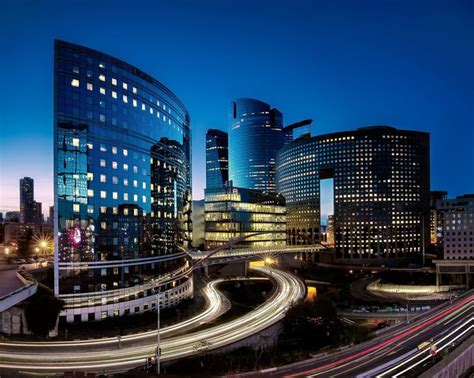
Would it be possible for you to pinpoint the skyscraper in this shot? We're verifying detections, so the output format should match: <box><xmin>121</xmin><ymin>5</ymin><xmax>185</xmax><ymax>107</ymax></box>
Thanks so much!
<box><xmin>430</xmin><ymin>190</ymin><xmax>447</xmax><ymax>245</ymax></box>
<box><xmin>206</xmin><ymin>129</ymin><xmax>228</xmax><ymax>189</ymax></box>
<box><xmin>229</xmin><ymin>98</ymin><xmax>283</xmax><ymax>192</ymax></box>
<box><xmin>276</xmin><ymin>126</ymin><xmax>430</xmax><ymax>260</ymax></box>
<box><xmin>54</xmin><ymin>40</ymin><xmax>193</xmax><ymax>322</ymax></box>
<box><xmin>19</xmin><ymin>177</ymin><xmax>34</xmax><ymax>224</ymax></box>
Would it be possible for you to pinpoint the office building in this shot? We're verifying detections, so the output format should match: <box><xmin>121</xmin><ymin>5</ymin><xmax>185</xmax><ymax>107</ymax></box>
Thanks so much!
<box><xmin>19</xmin><ymin>177</ymin><xmax>34</xmax><ymax>224</ymax></box>
<box><xmin>54</xmin><ymin>40</ymin><xmax>192</xmax><ymax>322</ymax></box>
<box><xmin>206</xmin><ymin>129</ymin><xmax>228</xmax><ymax>189</ymax></box>
<box><xmin>229</xmin><ymin>98</ymin><xmax>283</xmax><ymax>192</ymax></box>
<box><xmin>276</xmin><ymin>126</ymin><xmax>430</xmax><ymax>260</ymax></box>
<box><xmin>205</xmin><ymin>183</ymin><xmax>286</xmax><ymax>249</ymax></box>
<box><xmin>430</xmin><ymin>191</ymin><xmax>447</xmax><ymax>245</ymax></box>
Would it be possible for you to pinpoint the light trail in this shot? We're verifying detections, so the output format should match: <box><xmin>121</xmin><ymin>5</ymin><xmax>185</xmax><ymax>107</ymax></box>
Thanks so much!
<box><xmin>0</xmin><ymin>266</ymin><xmax>305</xmax><ymax>373</ymax></box>
<box><xmin>290</xmin><ymin>293</ymin><xmax>474</xmax><ymax>377</ymax></box>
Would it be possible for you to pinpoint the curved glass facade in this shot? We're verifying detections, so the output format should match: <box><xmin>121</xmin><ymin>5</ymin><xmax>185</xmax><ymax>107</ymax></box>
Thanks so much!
<box><xmin>54</xmin><ymin>40</ymin><xmax>192</xmax><ymax>322</ymax></box>
<box><xmin>229</xmin><ymin>98</ymin><xmax>283</xmax><ymax>192</ymax></box>
<box><xmin>206</xmin><ymin>129</ymin><xmax>228</xmax><ymax>189</ymax></box>
<box><xmin>276</xmin><ymin>126</ymin><xmax>430</xmax><ymax>260</ymax></box>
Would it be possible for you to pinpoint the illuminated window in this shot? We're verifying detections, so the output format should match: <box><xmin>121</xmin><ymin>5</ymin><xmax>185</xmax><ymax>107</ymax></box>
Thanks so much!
<box><xmin>112</xmin><ymin>91</ymin><xmax>117</xmax><ymax>99</ymax></box>
<box><xmin>132</xmin><ymin>87</ymin><xmax>137</xmax><ymax>94</ymax></box>
<box><xmin>87</xmin><ymin>189</ymin><xmax>94</xmax><ymax>197</ymax></box>
<box><xmin>123</xmin><ymin>95</ymin><xmax>128</xmax><ymax>103</ymax></box>
<box><xmin>123</xmin><ymin>208</ymin><xmax>129</xmax><ymax>216</ymax></box>
<box><xmin>87</xmin><ymin>83</ymin><xmax>93</xmax><ymax>91</ymax></box>
<box><xmin>132</xmin><ymin>99</ymin><xmax>137</xmax><ymax>107</ymax></box>
<box><xmin>133</xmin><ymin>165</ymin><xmax>138</xmax><ymax>173</ymax></box>
<box><xmin>123</xmin><ymin>149</ymin><xmax>128</xmax><ymax>156</ymax></box>
<box><xmin>142</xmin><ymin>196</ymin><xmax>147</xmax><ymax>203</ymax></box>
<box><xmin>99</xmin><ymin>74</ymin><xmax>105</xmax><ymax>82</ymax></box>
<box><xmin>112</xmin><ymin>161</ymin><xmax>118</xmax><ymax>169</ymax></box>
<box><xmin>124</xmin><ymin>193</ymin><xmax>129</xmax><ymax>201</ymax></box>
<box><xmin>112</xmin><ymin>176</ymin><xmax>118</xmax><ymax>184</ymax></box>
<box><xmin>100</xmin><ymin>114</ymin><xmax>105</xmax><ymax>122</ymax></box>
<box><xmin>87</xmin><ymin>206</ymin><xmax>94</xmax><ymax>214</ymax></box>
<box><xmin>141</xmin><ymin>103</ymin><xmax>146</xmax><ymax>111</ymax></box>
<box><xmin>123</xmin><ymin>163</ymin><xmax>129</xmax><ymax>171</ymax></box>
<box><xmin>111</xmin><ymin>78</ymin><xmax>117</xmax><ymax>86</ymax></box>
<box><xmin>100</xmin><ymin>207</ymin><xmax>106</xmax><ymax>214</ymax></box>
<box><xmin>123</xmin><ymin>82</ymin><xmax>128</xmax><ymax>90</ymax></box>
<box><xmin>112</xmin><ymin>146</ymin><xmax>117</xmax><ymax>155</ymax></box>
<box><xmin>123</xmin><ymin>178</ymin><xmax>129</xmax><ymax>186</ymax></box>
<box><xmin>142</xmin><ymin>182</ymin><xmax>146</xmax><ymax>189</ymax></box>
<box><xmin>87</xmin><ymin>143</ymin><xmax>93</xmax><ymax>149</ymax></box>
<box><xmin>100</xmin><ymin>191</ymin><xmax>107</xmax><ymax>199</ymax></box>
<box><xmin>112</xmin><ymin>192</ymin><xmax>118</xmax><ymax>200</ymax></box>
<box><xmin>100</xmin><ymin>88</ymin><xmax>106</xmax><ymax>95</ymax></box>
<box><xmin>72</xmin><ymin>138</ymin><xmax>80</xmax><ymax>147</ymax></box>
<box><xmin>134</xmin><ymin>208</ymin><xmax>139</xmax><ymax>216</ymax></box>
<box><xmin>87</xmin><ymin>172</ymin><xmax>93</xmax><ymax>181</ymax></box>
<box><xmin>133</xmin><ymin>194</ymin><xmax>138</xmax><ymax>202</ymax></box>
<box><xmin>73</xmin><ymin>204</ymin><xmax>80</xmax><ymax>212</ymax></box>
<box><xmin>71</xmin><ymin>79</ymin><xmax>79</xmax><ymax>87</ymax></box>
<box><xmin>133</xmin><ymin>180</ymin><xmax>138</xmax><ymax>188</ymax></box>
<box><xmin>100</xmin><ymin>174</ymin><xmax>106</xmax><ymax>183</ymax></box>
<box><xmin>100</xmin><ymin>159</ymin><xmax>106</xmax><ymax>167</ymax></box>
<box><xmin>100</xmin><ymin>144</ymin><xmax>107</xmax><ymax>152</ymax></box>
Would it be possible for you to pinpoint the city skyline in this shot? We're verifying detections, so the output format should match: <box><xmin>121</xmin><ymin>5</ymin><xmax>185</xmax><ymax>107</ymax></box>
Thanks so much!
<box><xmin>1</xmin><ymin>0</ymin><xmax>473</xmax><ymax>215</ymax></box>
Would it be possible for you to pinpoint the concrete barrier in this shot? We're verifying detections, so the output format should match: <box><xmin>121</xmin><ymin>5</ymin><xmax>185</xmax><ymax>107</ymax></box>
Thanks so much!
<box><xmin>367</xmin><ymin>279</ymin><xmax>463</xmax><ymax>294</ymax></box>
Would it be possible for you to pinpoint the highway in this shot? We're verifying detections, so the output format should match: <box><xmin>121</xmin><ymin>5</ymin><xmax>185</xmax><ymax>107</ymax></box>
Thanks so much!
<box><xmin>0</xmin><ymin>266</ymin><xmax>305</xmax><ymax>374</ymax></box>
<box><xmin>242</xmin><ymin>290</ymin><xmax>473</xmax><ymax>377</ymax></box>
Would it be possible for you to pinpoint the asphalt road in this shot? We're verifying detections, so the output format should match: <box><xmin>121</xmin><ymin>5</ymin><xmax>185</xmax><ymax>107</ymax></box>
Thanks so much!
<box><xmin>0</xmin><ymin>266</ymin><xmax>305</xmax><ymax>374</ymax></box>
<box><xmin>241</xmin><ymin>290</ymin><xmax>473</xmax><ymax>377</ymax></box>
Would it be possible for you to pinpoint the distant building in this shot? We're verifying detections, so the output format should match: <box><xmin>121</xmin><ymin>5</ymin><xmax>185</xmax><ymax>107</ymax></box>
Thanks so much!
<box><xmin>326</xmin><ymin>215</ymin><xmax>335</xmax><ymax>247</ymax></box>
<box><xmin>205</xmin><ymin>183</ymin><xmax>286</xmax><ymax>249</ymax></box>
<box><xmin>19</xmin><ymin>177</ymin><xmax>34</xmax><ymax>224</ymax></box>
<box><xmin>277</xmin><ymin>126</ymin><xmax>430</xmax><ymax>260</ymax></box>
<box><xmin>438</xmin><ymin>194</ymin><xmax>474</xmax><ymax>260</ymax></box>
<box><xmin>5</xmin><ymin>212</ymin><xmax>20</xmax><ymax>222</ymax></box>
<box><xmin>229</xmin><ymin>98</ymin><xmax>284</xmax><ymax>192</ymax></box>
<box><xmin>192</xmin><ymin>200</ymin><xmax>205</xmax><ymax>249</ymax></box>
<box><xmin>206</xmin><ymin>129</ymin><xmax>228</xmax><ymax>189</ymax></box>
<box><xmin>48</xmin><ymin>206</ymin><xmax>54</xmax><ymax>227</ymax></box>
<box><xmin>430</xmin><ymin>191</ymin><xmax>447</xmax><ymax>245</ymax></box>
<box><xmin>31</xmin><ymin>201</ymin><xmax>43</xmax><ymax>225</ymax></box>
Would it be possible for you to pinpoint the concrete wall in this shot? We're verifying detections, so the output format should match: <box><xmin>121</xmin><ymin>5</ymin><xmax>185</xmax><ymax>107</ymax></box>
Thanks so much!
<box><xmin>367</xmin><ymin>279</ymin><xmax>463</xmax><ymax>294</ymax></box>
<box><xmin>420</xmin><ymin>336</ymin><xmax>473</xmax><ymax>378</ymax></box>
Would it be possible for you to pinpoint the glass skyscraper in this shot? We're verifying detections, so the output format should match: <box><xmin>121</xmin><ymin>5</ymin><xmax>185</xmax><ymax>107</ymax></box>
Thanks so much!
<box><xmin>19</xmin><ymin>177</ymin><xmax>34</xmax><ymax>223</ymax></box>
<box><xmin>206</xmin><ymin>129</ymin><xmax>228</xmax><ymax>189</ymax></box>
<box><xmin>276</xmin><ymin>126</ymin><xmax>430</xmax><ymax>260</ymax></box>
<box><xmin>229</xmin><ymin>98</ymin><xmax>283</xmax><ymax>192</ymax></box>
<box><xmin>54</xmin><ymin>40</ymin><xmax>193</xmax><ymax>322</ymax></box>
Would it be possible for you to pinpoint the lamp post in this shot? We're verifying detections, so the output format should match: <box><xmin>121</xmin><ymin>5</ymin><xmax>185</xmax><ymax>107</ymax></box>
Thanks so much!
<box><xmin>156</xmin><ymin>291</ymin><xmax>161</xmax><ymax>374</ymax></box>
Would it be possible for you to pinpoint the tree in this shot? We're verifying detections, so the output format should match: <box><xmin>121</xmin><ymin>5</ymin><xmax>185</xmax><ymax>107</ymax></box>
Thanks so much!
<box><xmin>24</xmin><ymin>284</ymin><xmax>64</xmax><ymax>338</ymax></box>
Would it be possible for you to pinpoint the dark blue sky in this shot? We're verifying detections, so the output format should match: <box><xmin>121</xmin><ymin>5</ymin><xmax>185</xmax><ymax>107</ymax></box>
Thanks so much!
<box><xmin>0</xmin><ymin>0</ymin><xmax>473</xmax><ymax>215</ymax></box>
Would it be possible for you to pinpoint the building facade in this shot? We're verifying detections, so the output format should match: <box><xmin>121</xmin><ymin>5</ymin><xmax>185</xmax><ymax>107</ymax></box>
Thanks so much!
<box><xmin>206</xmin><ymin>129</ymin><xmax>228</xmax><ymax>189</ymax></box>
<box><xmin>54</xmin><ymin>40</ymin><xmax>193</xmax><ymax>322</ymax></box>
<box><xmin>229</xmin><ymin>98</ymin><xmax>284</xmax><ymax>192</ymax></box>
<box><xmin>205</xmin><ymin>183</ymin><xmax>286</xmax><ymax>249</ymax></box>
<box><xmin>438</xmin><ymin>194</ymin><xmax>474</xmax><ymax>260</ymax></box>
<box><xmin>19</xmin><ymin>177</ymin><xmax>34</xmax><ymax>224</ymax></box>
<box><xmin>430</xmin><ymin>191</ymin><xmax>447</xmax><ymax>245</ymax></box>
<box><xmin>276</xmin><ymin>126</ymin><xmax>430</xmax><ymax>260</ymax></box>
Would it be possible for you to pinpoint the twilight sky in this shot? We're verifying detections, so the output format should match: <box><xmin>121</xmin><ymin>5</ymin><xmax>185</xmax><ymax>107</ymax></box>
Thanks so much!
<box><xmin>0</xmin><ymin>0</ymin><xmax>473</xmax><ymax>218</ymax></box>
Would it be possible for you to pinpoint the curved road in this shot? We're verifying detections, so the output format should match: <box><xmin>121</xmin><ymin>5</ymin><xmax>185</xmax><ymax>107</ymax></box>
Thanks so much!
<box><xmin>0</xmin><ymin>266</ymin><xmax>305</xmax><ymax>373</ymax></box>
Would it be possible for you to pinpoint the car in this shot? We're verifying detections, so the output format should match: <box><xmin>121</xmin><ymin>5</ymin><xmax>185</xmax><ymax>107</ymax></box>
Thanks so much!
<box><xmin>15</xmin><ymin>259</ymin><xmax>26</xmax><ymax>264</ymax></box>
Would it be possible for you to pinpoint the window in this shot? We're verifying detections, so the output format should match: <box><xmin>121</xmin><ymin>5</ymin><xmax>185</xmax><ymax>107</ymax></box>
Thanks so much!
<box><xmin>87</xmin><ymin>189</ymin><xmax>94</xmax><ymax>197</ymax></box>
<box><xmin>100</xmin><ymin>88</ymin><xmax>106</xmax><ymax>95</ymax></box>
<box><xmin>73</xmin><ymin>204</ymin><xmax>80</xmax><ymax>212</ymax></box>
<box><xmin>112</xmin><ymin>146</ymin><xmax>117</xmax><ymax>155</ymax></box>
<box><xmin>112</xmin><ymin>78</ymin><xmax>117</xmax><ymax>86</ymax></box>
<box><xmin>133</xmin><ymin>194</ymin><xmax>138</xmax><ymax>202</ymax></box>
<box><xmin>100</xmin><ymin>206</ymin><xmax>106</xmax><ymax>214</ymax></box>
<box><xmin>141</xmin><ymin>103</ymin><xmax>146</xmax><ymax>111</ymax></box>
<box><xmin>123</xmin><ymin>149</ymin><xmax>128</xmax><ymax>156</ymax></box>
<box><xmin>87</xmin><ymin>83</ymin><xmax>93</xmax><ymax>91</ymax></box>
<box><xmin>100</xmin><ymin>114</ymin><xmax>105</xmax><ymax>122</ymax></box>
<box><xmin>100</xmin><ymin>144</ymin><xmax>107</xmax><ymax>152</ymax></box>
<box><xmin>71</xmin><ymin>79</ymin><xmax>79</xmax><ymax>87</ymax></box>
<box><xmin>123</xmin><ymin>163</ymin><xmax>129</xmax><ymax>171</ymax></box>
<box><xmin>112</xmin><ymin>176</ymin><xmax>118</xmax><ymax>184</ymax></box>
<box><xmin>99</xmin><ymin>74</ymin><xmax>105</xmax><ymax>82</ymax></box>
<box><xmin>123</xmin><ymin>178</ymin><xmax>129</xmax><ymax>186</ymax></box>
<box><xmin>72</xmin><ymin>138</ymin><xmax>80</xmax><ymax>147</ymax></box>
<box><xmin>142</xmin><ymin>195</ymin><xmax>147</xmax><ymax>203</ymax></box>
<box><xmin>123</xmin><ymin>82</ymin><xmax>128</xmax><ymax>90</ymax></box>
<box><xmin>132</xmin><ymin>99</ymin><xmax>137</xmax><ymax>107</ymax></box>
<box><xmin>142</xmin><ymin>182</ymin><xmax>146</xmax><ymax>189</ymax></box>
<box><xmin>133</xmin><ymin>180</ymin><xmax>138</xmax><ymax>188</ymax></box>
<box><xmin>112</xmin><ymin>91</ymin><xmax>117</xmax><ymax>99</ymax></box>
<box><xmin>100</xmin><ymin>159</ymin><xmax>106</xmax><ymax>167</ymax></box>
<box><xmin>100</xmin><ymin>174</ymin><xmax>106</xmax><ymax>183</ymax></box>
<box><xmin>112</xmin><ymin>192</ymin><xmax>118</xmax><ymax>200</ymax></box>
<box><xmin>100</xmin><ymin>191</ymin><xmax>107</xmax><ymax>199</ymax></box>
<box><xmin>133</xmin><ymin>87</ymin><xmax>137</xmax><ymax>94</ymax></box>
<box><xmin>112</xmin><ymin>161</ymin><xmax>118</xmax><ymax>169</ymax></box>
<box><xmin>133</xmin><ymin>165</ymin><xmax>138</xmax><ymax>173</ymax></box>
<box><xmin>87</xmin><ymin>205</ymin><xmax>94</xmax><ymax>214</ymax></box>
<box><xmin>124</xmin><ymin>193</ymin><xmax>129</xmax><ymax>201</ymax></box>
<box><xmin>87</xmin><ymin>172</ymin><xmax>93</xmax><ymax>181</ymax></box>
<box><xmin>123</xmin><ymin>95</ymin><xmax>128</xmax><ymax>103</ymax></box>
